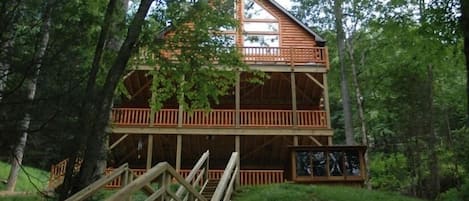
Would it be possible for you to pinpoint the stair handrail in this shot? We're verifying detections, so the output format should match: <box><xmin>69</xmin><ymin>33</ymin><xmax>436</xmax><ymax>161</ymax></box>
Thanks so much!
<box><xmin>174</xmin><ymin>150</ymin><xmax>210</xmax><ymax>200</ymax></box>
<box><xmin>65</xmin><ymin>163</ymin><xmax>133</xmax><ymax>201</ymax></box>
<box><xmin>106</xmin><ymin>162</ymin><xmax>207</xmax><ymax>201</ymax></box>
<box><xmin>210</xmin><ymin>152</ymin><xmax>240</xmax><ymax>201</ymax></box>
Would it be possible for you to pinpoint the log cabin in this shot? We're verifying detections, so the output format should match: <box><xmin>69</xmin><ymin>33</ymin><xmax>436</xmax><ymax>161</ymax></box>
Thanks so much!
<box><xmin>49</xmin><ymin>0</ymin><xmax>367</xmax><ymax>189</ymax></box>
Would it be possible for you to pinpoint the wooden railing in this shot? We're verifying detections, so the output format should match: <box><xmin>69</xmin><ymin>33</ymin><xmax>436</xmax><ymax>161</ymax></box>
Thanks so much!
<box><xmin>137</xmin><ymin>46</ymin><xmax>329</xmax><ymax>69</ymax></box>
<box><xmin>175</xmin><ymin>150</ymin><xmax>210</xmax><ymax>200</ymax></box>
<box><xmin>107</xmin><ymin>162</ymin><xmax>207</xmax><ymax>201</ymax></box>
<box><xmin>49</xmin><ymin>158</ymin><xmax>284</xmax><ymax>189</ymax></box>
<box><xmin>65</xmin><ymin>163</ymin><xmax>139</xmax><ymax>201</ymax></box>
<box><xmin>241</xmin><ymin>47</ymin><xmax>328</xmax><ymax>68</ymax></box>
<box><xmin>211</xmin><ymin>152</ymin><xmax>240</xmax><ymax>201</ymax></box>
<box><xmin>180</xmin><ymin>169</ymin><xmax>284</xmax><ymax>186</ymax></box>
<box><xmin>111</xmin><ymin>108</ymin><xmax>327</xmax><ymax>128</ymax></box>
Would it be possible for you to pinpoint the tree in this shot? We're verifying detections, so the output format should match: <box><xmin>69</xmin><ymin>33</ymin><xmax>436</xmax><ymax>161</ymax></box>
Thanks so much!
<box><xmin>462</xmin><ymin>0</ymin><xmax>469</xmax><ymax>126</ymax></box>
<box><xmin>2</xmin><ymin>0</ymin><xmax>51</xmax><ymax>192</ymax></box>
<box><xmin>333</xmin><ymin>0</ymin><xmax>355</xmax><ymax>145</ymax></box>
<box><xmin>59</xmin><ymin>0</ymin><xmax>246</xmax><ymax>198</ymax></box>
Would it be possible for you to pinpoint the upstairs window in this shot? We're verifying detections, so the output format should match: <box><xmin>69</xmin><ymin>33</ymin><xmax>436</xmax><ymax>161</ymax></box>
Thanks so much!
<box><xmin>244</xmin><ymin>0</ymin><xmax>276</xmax><ymax>20</ymax></box>
<box><xmin>242</xmin><ymin>0</ymin><xmax>279</xmax><ymax>47</ymax></box>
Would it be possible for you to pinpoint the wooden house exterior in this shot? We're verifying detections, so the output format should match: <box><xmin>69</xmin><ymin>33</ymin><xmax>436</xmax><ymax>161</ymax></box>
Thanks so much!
<box><xmin>49</xmin><ymin>0</ymin><xmax>367</xmax><ymax>188</ymax></box>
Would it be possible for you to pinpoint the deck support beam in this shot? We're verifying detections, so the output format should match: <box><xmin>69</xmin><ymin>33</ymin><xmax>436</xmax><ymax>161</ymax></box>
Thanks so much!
<box><xmin>293</xmin><ymin>136</ymin><xmax>299</xmax><ymax>146</ymax></box>
<box><xmin>176</xmin><ymin>134</ymin><xmax>182</xmax><ymax>172</ymax></box>
<box><xmin>323</xmin><ymin>73</ymin><xmax>331</xmax><ymax>129</ymax></box>
<box><xmin>305</xmin><ymin>73</ymin><xmax>324</xmax><ymax>89</ymax></box>
<box><xmin>236</xmin><ymin>72</ymin><xmax>240</xmax><ymax>128</ymax></box>
<box><xmin>291</xmin><ymin>71</ymin><xmax>298</xmax><ymax>127</ymax></box>
<box><xmin>235</xmin><ymin>135</ymin><xmax>240</xmax><ymax>187</ymax></box>
<box><xmin>110</xmin><ymin>134</ymin><xmax>129</xmax><ymax>150</ymax></box>
<box><xmin>308</xmin><ymin>136</ymin><xmax>323</xmax><ymax>146</ymax></box>
<box><xmin>146</xmin><ymin>135</ymin><xmax>153</xmax><ymax>170</ymax></box>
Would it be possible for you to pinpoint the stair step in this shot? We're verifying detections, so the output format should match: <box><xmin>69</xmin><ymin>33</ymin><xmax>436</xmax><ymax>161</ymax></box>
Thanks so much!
<box><xmin>202</xmin><ymin>179</ymin><xmax>220</xmax><ymax>200</ymax></box>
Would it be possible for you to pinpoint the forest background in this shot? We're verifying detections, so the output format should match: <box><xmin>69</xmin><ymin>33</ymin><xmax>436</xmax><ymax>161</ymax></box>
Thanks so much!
<box><xmin>0</xmin><ymin>0</ymin><xmax>469</xmax><ymax>200</ymax></box>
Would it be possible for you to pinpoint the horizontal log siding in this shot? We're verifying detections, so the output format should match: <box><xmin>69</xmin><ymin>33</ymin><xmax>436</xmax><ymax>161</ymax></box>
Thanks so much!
<box><xmin>258</xmin><ymin>0</ymin><xmax>317</xmax><ymax>48</ymax></box>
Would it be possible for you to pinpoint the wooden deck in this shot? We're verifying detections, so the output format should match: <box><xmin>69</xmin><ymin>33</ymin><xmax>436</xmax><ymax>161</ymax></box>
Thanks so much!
<box><xmin>137</xmin><ymin>47</ymin><xmax>329</xmax><ymax>69</ymax></box>
<box><xmin>111</xmin><ymin>108</ymin><xmax>327</xmax><ymax>128</ymax></box>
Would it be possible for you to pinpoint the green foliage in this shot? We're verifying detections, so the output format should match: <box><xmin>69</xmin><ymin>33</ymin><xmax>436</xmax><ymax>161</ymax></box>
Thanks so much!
<box><xmin>139</xmin><ymin>0</ymin><xmax>254</xmax><ymax>112</ymax></box>
<box><xmin>370</xmin><ymin>153</ymin><xmax>411</xmax><ymax>191</ymax></box>
<box><xmin>234</xmin><ymin>183</ymin><xmax>424</xmax><ymax>201</ymax></box>
<box><xmin>437</xmin><ymin>180</ymin><xmax>469</xmax><ymax>201</ymax></box>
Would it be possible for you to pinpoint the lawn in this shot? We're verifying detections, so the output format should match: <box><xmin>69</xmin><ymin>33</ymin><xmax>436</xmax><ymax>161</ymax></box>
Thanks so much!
<box><xmin>233</xmin><ymin>183</ymin><xmax>424</xmax><ymax>201</ymax></box>
<box><xmin>0</xmin><ymin>161</ymin><xmax>49</xmax><ymax>192</ymax></box>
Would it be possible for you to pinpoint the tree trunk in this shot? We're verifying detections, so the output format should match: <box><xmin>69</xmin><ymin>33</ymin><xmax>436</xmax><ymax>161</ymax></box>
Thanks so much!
<box><xmin>426</xmin><ymin>64</ymin><xmax>440</xmax><ymax>199</ymax></box>
<box><xmin>346</xmin><ymin>40</ymin><xmax>371</xmax><ymax>188</ymax></box>
<box><xmin>5</xmin><ymin>2</ymin><xmax>51</xmax><ymax>191</ymax></box>
<box><xmin>334</xmin><ymin>0</ymin><xmax>355</xmax><ymax>145</ymax></box>
<box><xmin>0</xmin><ymin>40</ymin><xmax>11</xmax><ymax>102</ymax></box>
<box><xmin>59</xmin><ymin>0</ymin><xmax>154</xmax><ymax>199</ymax></box>
<box><xmin>59</xmin><ymin>0</ymin><xmax>119</xmax><ymax>197</ymax></box>
<box><xmin>462</xmin><ymin>0</ymin><xmax>469</xmax><ymax>126</ymax></box>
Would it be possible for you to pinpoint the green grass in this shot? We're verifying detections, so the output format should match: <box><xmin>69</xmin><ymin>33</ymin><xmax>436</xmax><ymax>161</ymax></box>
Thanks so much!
<box><xmin>233</xmin><ymin>183</ymin><xmax>424</xmax><ymax>201</ymax></box>
<box><xmin>0</xmin><ymin>161</ymin><xmax>50</xmax><ymax>192</ymax></box>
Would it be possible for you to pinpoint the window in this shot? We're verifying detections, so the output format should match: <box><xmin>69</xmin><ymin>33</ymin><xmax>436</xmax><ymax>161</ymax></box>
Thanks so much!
<box><xmin>243</xmin><ymin>35</ymin><xmax>279</xmax><ymax>47</ymax></box>
<box><xmin>243</xmin><ymin>22</ymin><xmax>279</xmax><ymax>33</ymax></box>
<box><xmin>294</xmin><ymin>150</ymin><xmax>363</xmax><ymax>178</ymax></box>
<box><xmin>242</xmin><ymin>0</ymin><xmax>279</xmax><ymax>47</ymax></box>
<box><xmin>244</xmin><ymin>0</ymin><xmax>276</xmax><ymax>19</ymax></box>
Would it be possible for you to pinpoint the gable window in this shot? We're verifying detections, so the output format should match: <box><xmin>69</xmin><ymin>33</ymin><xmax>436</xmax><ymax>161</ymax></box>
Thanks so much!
<box><xmin>244</xmin><ymin>0</ymin><xmax>276</xmax><ymax>20</ymax></box>
<box><xmin>242</xmin><ymin>0</ymin><xmax>279</xmax><ymax>47</ymax></box>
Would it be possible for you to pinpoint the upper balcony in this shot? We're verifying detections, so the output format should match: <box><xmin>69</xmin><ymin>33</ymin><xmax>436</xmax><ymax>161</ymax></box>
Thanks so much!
<box><xmin>111</xmin><ymin>108</ymin><xmax>327</xmax><ymax>129</ymax></box>
<box><xmin>133</xmin><ymin>46</ymin><xmax>329</xmax><ymax>72</ymax></box>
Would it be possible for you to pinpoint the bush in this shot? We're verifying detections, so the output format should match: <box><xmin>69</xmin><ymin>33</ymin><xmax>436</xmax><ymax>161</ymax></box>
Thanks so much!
<box><xmin>370</xmin><ymin>153</ymin><xmax>411</xmax><ymax>192</ymax></box>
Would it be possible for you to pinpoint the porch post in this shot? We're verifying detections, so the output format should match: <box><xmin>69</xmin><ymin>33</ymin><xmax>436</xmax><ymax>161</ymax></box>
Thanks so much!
<box><xmin>291</xmin><ymin>71</ymin><xmax>298</xmax><ymax>127</ymax></box>
<box><xmin>236</xmin><ymin>72</ymin><xmax>240</xmax><ymax>128</ymax></box>
<box><xmin>323</xmin><ymin>73</ymin><xmax>331</xmax><ymax>128</ymax></box>
<box><xmin>293</xmin><ymin>136</ymin><xmax>298</xmax><ymax>146</ymax></box>
<box><xmin>146</xmin><ymin>134</ymin><xmax>153</xmax><ymax>170</ymax></box>
<box><xmin>176</xmin><ymin>134</ymin><xmax>182</xmax><ymax>172</ymax></box>
<box><xmin>235</xmin><ymin>135</ymin><xmax>240</xmax><ymax>187</ymax></box>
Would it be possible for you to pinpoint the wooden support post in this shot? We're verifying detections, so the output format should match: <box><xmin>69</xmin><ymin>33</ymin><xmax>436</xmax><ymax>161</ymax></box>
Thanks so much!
<box><xmin>146</xmin><ymin>135</ymin><xmax>153</xmax><ymax>170</ymax></box>
<box><xmin>178</xmin><ymin>104</ymin><xmax>183</xmax><ymax>128</ymax></box>
<box><xmin>323</xmin><ymin>73</ymin><xmax>331</xmax><ymax>128</ymax></box>
<box><xmin>291</xmin><ymin>71</ymin><xmax>298</xmax><ymax>127</ymax></box>
<box><xmin>236</xmin><ymin>72</ymin><xmax>240</xmax><ymax>128</ymax></box>
<box><xmin>328</xmin><ymin>136</ymin><xmax>333</xmax><ymax>145</ymax></box>
<box><xmin>235</xmin><ymin>135</ymin><xmax>240</xmax><ymax>187</ymax></box>
<box><xmin>176</xmin><ymin>134</ymin><xmax>182</xmax><ymax>172</ymax></box>
<box><xmin>293</xmin><ymin>136</ymin><xmax>298</xmax><ymax>146</ymax></box>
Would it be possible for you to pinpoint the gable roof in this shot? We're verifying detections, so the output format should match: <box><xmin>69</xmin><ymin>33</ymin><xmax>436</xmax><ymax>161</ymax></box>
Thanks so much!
<box><xmin>266</xmin><ymin>0</ymin><xmax>326</xmax><ymax>44</ymax></box>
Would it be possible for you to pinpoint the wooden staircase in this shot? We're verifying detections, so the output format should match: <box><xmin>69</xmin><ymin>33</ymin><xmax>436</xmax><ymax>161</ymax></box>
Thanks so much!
<box><xmin>202</xmin><ymin>179</ymin><xmax>220</xmax><ymax>200</ymax></box>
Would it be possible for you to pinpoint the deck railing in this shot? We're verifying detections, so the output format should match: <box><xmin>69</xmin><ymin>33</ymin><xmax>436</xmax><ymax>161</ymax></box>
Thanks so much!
<box><xmin>49</xmin><ymin>158</ymin><xmax>285</xmax><ymax>189</ymax></box>
<box><xmin>138</xmin><ymin>46</ymin><xmax>329</xmax><ymax>69</ymax></box>
<box><xmin>241</xmin><ymin>47</ymin><xmax>328</xmax><ymax>67</ymax></box>
<box><xmin>111</xmin><ymin>108</ymin><xmax>327</xmax><ymax>128</ymax></box>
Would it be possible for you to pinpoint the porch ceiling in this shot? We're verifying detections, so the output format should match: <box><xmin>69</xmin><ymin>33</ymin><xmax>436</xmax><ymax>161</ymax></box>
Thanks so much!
<box><xmin>120</xmin><ymin>71</ymin><xmax>325</xmax><ymax>110</ymax></box>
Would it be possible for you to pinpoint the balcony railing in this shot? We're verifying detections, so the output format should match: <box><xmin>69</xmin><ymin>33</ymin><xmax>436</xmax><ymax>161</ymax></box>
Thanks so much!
<box><xmin>137</xmin><ymin>46</ymin><xmax>329</xmax><ymax>69</ymax></box>
<box><xmin>111</xmin><ymin>108</ymin><xmax>327</xmax><ymax>128</ymax></box>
